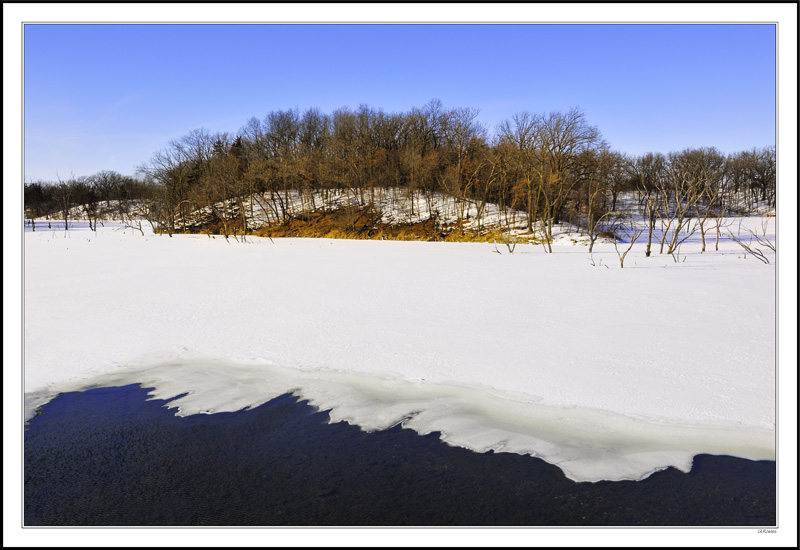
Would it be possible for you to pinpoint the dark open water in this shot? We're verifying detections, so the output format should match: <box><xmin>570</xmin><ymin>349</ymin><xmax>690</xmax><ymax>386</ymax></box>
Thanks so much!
<box><xmin>24</xmin><ymin>384</ymin><xmax>776</xmax><ymax>527</ymax></box>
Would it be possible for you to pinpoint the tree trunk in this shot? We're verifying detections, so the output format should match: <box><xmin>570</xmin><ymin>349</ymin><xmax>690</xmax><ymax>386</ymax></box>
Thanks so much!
<box><xmin>526</xmin><ymin>181</ymin><xmax>533</xmax><ymax>233</ymax></box>
<box><xmin>700</xmin><ymin>221</ymin><xmax>706</xmax><ymax>253</ymax></box>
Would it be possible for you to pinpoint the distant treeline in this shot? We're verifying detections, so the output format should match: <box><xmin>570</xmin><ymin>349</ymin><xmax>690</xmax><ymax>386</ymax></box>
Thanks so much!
<box><xmin>26</xmin><ymin>100</ymin><xmax>775</xmax><ymax>246</ymax></box>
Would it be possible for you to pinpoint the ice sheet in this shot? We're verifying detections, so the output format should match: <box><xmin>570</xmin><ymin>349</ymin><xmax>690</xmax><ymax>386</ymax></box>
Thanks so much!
<box><xmin>25</xmin><ymin>351</ymin><xmax>774</xmax><ymax>482</ymax></box>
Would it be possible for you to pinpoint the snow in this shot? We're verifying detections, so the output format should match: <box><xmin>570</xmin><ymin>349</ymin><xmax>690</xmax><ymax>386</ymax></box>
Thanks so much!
<box><xmin>22</xmin><ymin>217</ymin><xmax>776</xmax><ymax>482</ymax></box>
<box><xmin>172</xmin><ymin>187</ymin><xmax>540</xmax><ymax>235</ymax></box>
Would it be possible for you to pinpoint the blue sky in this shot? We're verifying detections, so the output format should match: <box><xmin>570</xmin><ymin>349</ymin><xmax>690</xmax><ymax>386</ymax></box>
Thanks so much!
<box><xmin>24</xmin><ymin>23</ymin><xmax>776</xmax><ymax>181</ymax></box>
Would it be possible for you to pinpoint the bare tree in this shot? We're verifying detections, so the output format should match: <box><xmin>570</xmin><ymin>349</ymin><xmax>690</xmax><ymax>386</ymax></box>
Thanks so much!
<box><xmin>441</xmin><ymin>106</ymin><xmax>485</xmax><ymax>232</ymax></box>
<box><xmin>139</xmin><ymin>131</ymin><xmax>211</xmax><ymax>236</ymax></box>
<box><xmin>697</xmin><ymin>175</ymin><xmax>725</xmax><ymax>253</ymax></box>
<box><xmin>656</xmin><ymin>151</ymin><xmax>705</xmax><ymax>255</ymax></box>
<box><xmin>91</xmin><ymin>170</ymin><xmax>125</xmax><ymax>207</ymax></box>
<box><xmin>82</xmin><ymin>181</ymin><xmax>99</xmax><ymax>232</ymax></box>
<box><xmin>497</xmin><ymin>111</ymin><xmax>540</xmax><ymax>235</ymax></box>
<box><xmin>535</xmin><ymin>108</ymin><xmax>604</xmax><ymax>252</ymax></box>
<box><xmin>24</xmin><ymin>181</ymin><xmax>50</xmax><ymax>223</ymax></box>
<box><xmin>53</xmin><ymin>173</ymin><xmax>74</xmax><ymax>232</ymax></box>
<box><xmin>576</xmin><ymin>148</ymin><xmax>615</xmax><ymax>254</ymax></box>
<box><xmin>728</xmin><ymin>216</ymin><xmax>775</xmax><ymax>264</ymax></box>
<box><xmin>611</xmin><ymin>214</ymin><xmax>643</xmax><ymax>268</ymax></box>
<box><xmin>631</xmin><ymin>152</ymin><xmax>666</xmax><ymax>257</ymax></box>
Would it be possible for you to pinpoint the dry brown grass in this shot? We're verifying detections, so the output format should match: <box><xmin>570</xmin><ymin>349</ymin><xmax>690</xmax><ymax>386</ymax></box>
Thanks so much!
<box><xmin>193</xmin><ymin>205</ymin><xmax>545</xmax><ymax>244</ymax></box>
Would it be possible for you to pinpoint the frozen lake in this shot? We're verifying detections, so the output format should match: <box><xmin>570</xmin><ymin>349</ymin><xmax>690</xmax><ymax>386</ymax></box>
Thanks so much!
<box><xmin>23</xmin><ymin>222</ymin><xmax>776</xmax><ymax>483</ymax></box>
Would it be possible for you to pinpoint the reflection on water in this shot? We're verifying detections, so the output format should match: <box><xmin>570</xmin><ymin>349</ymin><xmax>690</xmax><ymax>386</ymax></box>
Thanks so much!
<box><xmin>24</xmin><ymin>384</ymin><xmax>775</xmax><ymax>526</ymax></box>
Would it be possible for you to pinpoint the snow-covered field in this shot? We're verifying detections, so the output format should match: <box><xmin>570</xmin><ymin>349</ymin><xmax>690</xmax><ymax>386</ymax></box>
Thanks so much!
<box><xmin>22</xmin><ymin>217</ymin><xmax>777</xmax><ymax>483</ymax></box>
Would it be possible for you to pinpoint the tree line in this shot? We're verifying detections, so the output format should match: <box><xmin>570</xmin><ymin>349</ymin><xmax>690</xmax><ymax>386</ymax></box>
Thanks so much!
<box><xmin>25</xmin><ymin>100</ymin><xmax>775</xmax><ymax>248</ymax></box>
<box><xmin>24</xmin><ymin>170</ymin><xmax>152</xmax><ymax>231</ymax></box>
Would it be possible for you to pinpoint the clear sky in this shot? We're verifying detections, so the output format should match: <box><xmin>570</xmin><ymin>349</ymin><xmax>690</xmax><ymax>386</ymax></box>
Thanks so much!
<box><xmin>5</xmin><ymin>6</ymin><xmax>800</xmax><ymax>550</ymax></box>
<box><xmin>23</xmin><ymin>22</ymin><xmax>776</xmax><ymax>181</ymax></box>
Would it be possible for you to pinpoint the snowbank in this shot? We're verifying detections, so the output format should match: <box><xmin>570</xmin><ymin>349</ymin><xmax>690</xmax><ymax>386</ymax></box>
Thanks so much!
<box><xmin>23</xmin><ymin>219</ymin><xmax>775</xmax><ymax>482</ymax></box>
